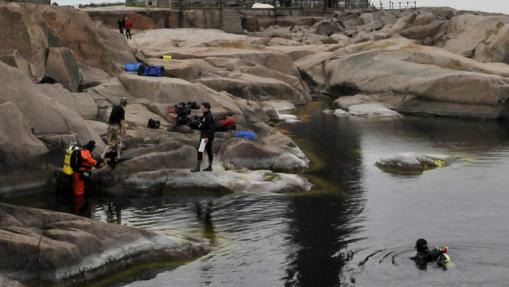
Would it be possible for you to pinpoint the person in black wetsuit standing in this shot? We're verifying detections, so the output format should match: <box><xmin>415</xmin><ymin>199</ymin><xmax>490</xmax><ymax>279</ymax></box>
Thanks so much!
<box><xmin>191</xmin><ymin>102</ymin><xmax>215</xmax><ymax>172</ymax></box>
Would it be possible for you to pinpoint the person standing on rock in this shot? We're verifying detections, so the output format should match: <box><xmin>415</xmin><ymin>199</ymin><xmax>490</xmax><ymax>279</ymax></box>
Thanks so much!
<box><xmin>191</xmin><ymin>102</ymin><xmax>216</xmax><ymax>172</ymax></box>
<box><xmin>125</xmin><ymin>16</ymin><xmax>133</xmax><ymax>39</ymax></box>
<box><xmin>102</xmin><ymin>97</ymin><xmax>127</xmax><ymax>162</ymax></box>
<box><xmin>118</xmin><ymin>17</ymin><xmax>125</xmax><ymax>36</ymax></box>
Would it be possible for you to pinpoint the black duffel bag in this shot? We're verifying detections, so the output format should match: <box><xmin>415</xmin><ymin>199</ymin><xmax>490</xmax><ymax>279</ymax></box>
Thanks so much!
<box><xmin>147</xmin><ymin>118</ymin><xmax>160</xmax><ymax>129</ymax></box>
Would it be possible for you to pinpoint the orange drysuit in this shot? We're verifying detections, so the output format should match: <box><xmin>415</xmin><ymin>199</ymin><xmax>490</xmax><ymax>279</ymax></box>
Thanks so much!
<box><xmin>72</xmin><ymin>149</ymin><xmax>97</xmax><ymax>197</ymax></box>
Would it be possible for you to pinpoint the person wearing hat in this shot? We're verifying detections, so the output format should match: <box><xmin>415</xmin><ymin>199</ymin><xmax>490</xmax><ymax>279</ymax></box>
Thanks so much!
<box><xmin>102</xmin><ymin>97</ymin><xmax>127</xmax><ymax>161</ymax></box>
<box><xmin>191</xmin><ymin>102</ymin><xmax>216</xmax><ymax>172</ymax></box>
<box><xmin>72</xmin><ymin>140</ymin><xmax>99</xmax><ymax>197</ymax></box>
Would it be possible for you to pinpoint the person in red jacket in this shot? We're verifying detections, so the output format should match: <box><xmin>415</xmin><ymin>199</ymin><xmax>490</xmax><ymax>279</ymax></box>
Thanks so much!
<box><xmin>125</xmin><ymin>16</ymin><xmax>133</xmax><ymax>39</ymax></box>
<box><xmin>72</xmin><ymin>141</ymin><xmax>98</xmax><ymax>197</ymax></box>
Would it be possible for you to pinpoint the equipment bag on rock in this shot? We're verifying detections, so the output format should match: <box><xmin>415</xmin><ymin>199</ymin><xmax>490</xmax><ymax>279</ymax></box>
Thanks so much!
<box><xmin>137</xmin><ymin>64</ymin><xmax>164</xmax><ymax>77</ymax></box>
<box><xmin>147</xmin><ymin>118</ymin><xmax>160</xmax><ymax>129</ymax></box>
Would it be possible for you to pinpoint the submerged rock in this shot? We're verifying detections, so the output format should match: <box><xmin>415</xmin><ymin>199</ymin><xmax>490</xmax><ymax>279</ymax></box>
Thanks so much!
<box><xmin>376</xmin><ymin>152</ymin><xmax>459</xmax><ymax>174</ymax></box>
<box><xmin>348</xmin><ymin>103</ymin><xmax>402</xmax><ymax>118</ymax></box>
<box><xmin>0</xmin><ymin>203</ymin><xmax>208</xmax><ymax>285</ymax></box>
<box><xmin>333</xmin><ymin>108</ymin><xmax>349</xmax><ymax>117</ymax></box>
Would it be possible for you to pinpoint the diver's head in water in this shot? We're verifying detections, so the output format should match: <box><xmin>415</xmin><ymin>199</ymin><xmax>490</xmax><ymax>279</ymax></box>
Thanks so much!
<box><xmin>415</xmin><ymin>238</ymin><xmax>429</xmax><ymax>254</ymax></box>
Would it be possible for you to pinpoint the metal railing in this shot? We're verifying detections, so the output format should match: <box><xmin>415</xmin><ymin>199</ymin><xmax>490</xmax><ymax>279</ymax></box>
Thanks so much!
<box><xmin>375</xmin><ymin>0</ymin><xmax>416</xmax><ymax>10</ymax></box>
<box><xmin>145</xmin><ymin>0</ymin><xmax>371</xmax><ymax>10</ymax></box>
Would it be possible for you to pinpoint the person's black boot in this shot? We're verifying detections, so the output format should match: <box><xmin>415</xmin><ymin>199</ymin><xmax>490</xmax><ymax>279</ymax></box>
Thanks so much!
<box><xmin>191</xmin><ymin>160</ymin><xmax>201</xmax><ymax>172</ymax></box>
<box><xmin>203</xmin><ymin>160</ymin><xmax>213</xmax><ymax>172</ymax></box>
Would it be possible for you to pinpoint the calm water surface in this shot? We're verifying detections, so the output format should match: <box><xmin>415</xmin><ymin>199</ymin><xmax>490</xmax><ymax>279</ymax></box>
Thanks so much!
<box><xmin>7</xmin><ymin>101</ymin><xmax>509</xmax><ymax>287</ymax></box>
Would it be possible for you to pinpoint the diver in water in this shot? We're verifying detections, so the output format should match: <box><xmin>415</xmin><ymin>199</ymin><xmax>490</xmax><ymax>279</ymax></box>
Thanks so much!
<box><xmin>411</xmin><ymin>238</ymin><xmax>452</xmax><ymax>270</ymax></box>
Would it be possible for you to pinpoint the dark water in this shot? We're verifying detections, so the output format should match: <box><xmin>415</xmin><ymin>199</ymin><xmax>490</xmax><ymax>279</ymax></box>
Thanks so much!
<box><xmin>7</xmin><ymin>101</ymin><xmax>509</xmax><ymax>287</ymax></box>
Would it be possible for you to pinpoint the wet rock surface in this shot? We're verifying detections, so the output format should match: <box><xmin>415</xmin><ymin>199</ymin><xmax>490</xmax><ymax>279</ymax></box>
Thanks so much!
<box><xmin>0</xmin><ymin>203</ymin><xmax>209</xmax><ymax>285</ymax></box>
<box><xmin>109</xmin><ymin>169</ymin><xmax>312</xmax><ymax>195</ymax></box>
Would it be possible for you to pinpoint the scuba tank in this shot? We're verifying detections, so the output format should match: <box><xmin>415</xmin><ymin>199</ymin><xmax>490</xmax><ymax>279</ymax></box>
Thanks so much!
<box><xmin>62</xmin><ymin>142</ymin><xmax>80</xmax><ymax>176</ymax></box>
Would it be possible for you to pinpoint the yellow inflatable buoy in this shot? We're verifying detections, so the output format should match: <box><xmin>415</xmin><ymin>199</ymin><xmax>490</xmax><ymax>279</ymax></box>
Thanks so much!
<box><xmin>162</xmin><ymin>55</ymin><xmax>172</xmax><ymax>61</ymax></box>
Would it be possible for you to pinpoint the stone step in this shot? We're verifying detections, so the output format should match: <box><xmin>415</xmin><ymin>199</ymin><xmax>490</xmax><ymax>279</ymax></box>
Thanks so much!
<box><xmin>222</xmin><ymin>9</ymin><xmax>243</xmax><ymax>34</ymax></box>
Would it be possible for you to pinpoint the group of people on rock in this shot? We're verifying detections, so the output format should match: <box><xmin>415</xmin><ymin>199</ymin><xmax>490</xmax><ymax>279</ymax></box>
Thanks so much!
<box><xmin>70</xmin><ymin>99</ymin><xmax>230</xmax><ymax>198</ymax></box>
<box><xmin>117</xmin><ymin>17</ymin><xmax>133</xmax><ymax>39</ymax></box>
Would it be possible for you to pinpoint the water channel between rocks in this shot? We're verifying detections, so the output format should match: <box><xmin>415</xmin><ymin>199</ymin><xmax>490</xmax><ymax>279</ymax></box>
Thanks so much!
<box><xmin>6</xmin><ymin>101</ymin><xmax>509</xmax><ymax>287</ymax></box>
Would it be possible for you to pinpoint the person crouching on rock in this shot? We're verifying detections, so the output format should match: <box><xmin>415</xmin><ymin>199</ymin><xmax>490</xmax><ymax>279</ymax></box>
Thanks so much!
<box><xmin>191</xmin><ymin>102</ymin><xmax>216</xmax><ymax>172</ymax></box>
<box><xmin>73</xmin><ymin>140</ymin><xmax>99</xmax><ymax>198</ymax></box>
<box><xmin>411</xmin><ymin>238</ymin><xmax>452</xmax><ymax>270</ymax></box>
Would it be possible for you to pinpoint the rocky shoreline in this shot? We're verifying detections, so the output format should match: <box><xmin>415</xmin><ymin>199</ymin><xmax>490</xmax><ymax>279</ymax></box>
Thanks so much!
<box><xmin>2</xmin><ymin>2</ymin><xmax>509</xmax><ymax>286</ymax></box>
<box><xmin>0</xmin><ymin>203</ymin><xmax>209</xmax><ymax>286</ymax></box>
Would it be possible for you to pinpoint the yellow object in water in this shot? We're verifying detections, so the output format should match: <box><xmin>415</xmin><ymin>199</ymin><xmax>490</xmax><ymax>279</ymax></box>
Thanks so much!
<box><xmin>433</xmin><ymin>159</ymin><xmax>445</xmax><ymax>168</ymax></box>
<box><xmin>162</xmin><ymin>55</ymin><xmax>172</xmax><ymax>61</ymax></box>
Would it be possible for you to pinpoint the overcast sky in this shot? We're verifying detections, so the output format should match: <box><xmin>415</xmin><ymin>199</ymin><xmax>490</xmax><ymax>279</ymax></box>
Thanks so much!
<box><xmin>379</xmin><ymin>0</ymin><xmax>509</xmax><ymax>14</ymax></box>
<box><xmin>56</xmin><ymin>0</ymin><xmax>509</xmax><ymax>14</ymax></box>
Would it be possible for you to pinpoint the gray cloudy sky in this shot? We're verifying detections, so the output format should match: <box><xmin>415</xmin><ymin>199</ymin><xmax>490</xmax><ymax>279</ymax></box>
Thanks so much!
<box><xmin>56</xmin><ymin>0</ymin><xmax>509</xmax><ymax>14</ymax></box>
<box><xmin>380</xmin><ymin>0</ymin><xmax>509</xmax><ymax>13</ymax></box>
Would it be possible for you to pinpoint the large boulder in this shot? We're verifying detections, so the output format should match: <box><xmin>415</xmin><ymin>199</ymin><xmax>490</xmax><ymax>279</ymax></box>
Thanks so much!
<box><xmin>0</xmin><ymin>3</ymin><xmax>134</xmax><ymax>83</ymax></box>
<box><xmin>0</xmin><ymin>203</ymin><xmax>208</xmax><ymax>285</ymax></box>
<box><xmin>314</xmin><ymin>38</ymin><xmax>509</xmax><ymax>118</ymax></box>
<box><xmin>0</xmin><ymin>62</ymin><xmax>104</xmax><ymax>151</ymax></box>
<box><xmin>113</xmin><ymin>145</ymin><xmax>196</xmax><ymax>174</ymax></box>
<box><xmin>442</xmin><ymin>14</ymin><xmax>509</xmax><ymax>62</ymax></box>
<box><xmin>118</xmin><ymin>73</ymin><xmax>245</xmax><ymax>117</ymax></box>
<box><xmin>0</xmin><ymin>50</ymin><xmax>32</xmax><ymax>78</ymax></box>
<box><xmin>313</xmin><ymin>19</ymin><xmax>343</xmax><ymax>36</ymax></box>
<box><xmin>44</xmin><ymin>47</ymin><xmax>81</xmax><ymax>92</ymax></box>
<box><xmin>110</xmin><ymin>169</ymin><xmax>312</xmax><ymax>195</ymax></box>
<box><xmin>0</xmin><ymin>3</ymin><xmax>48</xmax><ymax>82</ymax></box>
<box><xmin>376</xmin><ymin>152</ymin><xmax>459</xmax><ymax>174</ymax></box>
<box><xmin>0</xmin><ymin>102</ymin><xmax>48</xmax><ymax>166</ymax></box>
<box><xmin>325</xmin><ymin>40</ymin><xmax>509</xmax><ymax>106</ymax></box>
<box><xmin>38</xmin><ymin>5</ymin><xmax>135</xmax><ymax>74</ymax></box>
<box><xmin>195</xmin><ymin>72</ymin><xmax>309</xmax><ymax>103</ymax></box>
<box><xmin>37</xmin><ymin>84</ymin><xmax>98</xmax><ymax>119</ymax></box>
<box><xmin>218</xmin><ymin>138</ymin><xmax>308</xmax><ymax>172</ymax></box>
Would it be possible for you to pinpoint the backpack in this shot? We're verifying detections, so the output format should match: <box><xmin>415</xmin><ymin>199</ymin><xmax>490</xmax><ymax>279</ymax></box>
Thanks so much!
<box><xmin>147</xmin><ymin>118</ymin><xmax>160</xmax><ymax>129</ymax></box>
<box><xmin>70</xmin><ymin>147</ymin><xmax>83</xmax><ymax>173</ymax></box>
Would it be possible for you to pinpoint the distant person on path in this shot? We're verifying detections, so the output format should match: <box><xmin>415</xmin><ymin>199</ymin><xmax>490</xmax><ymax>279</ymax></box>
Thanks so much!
<box><xmin>102</xmin><ymin>97</ymin><xmax>127</xmax><ymax>162</ymax></box>
<box><xmin>125</xmin><ymin>16</ymin><xmax>133</xmax><ymax>39</ymax></box>
<box><xmin>117</xmin><ymin>17</ymin><xmax>125</xmax><ymax>35</ymax></box>
<box><xmin>191</xmin><ymin>102</ymin><xmax>216</xmax><ymax>172</ymax></box>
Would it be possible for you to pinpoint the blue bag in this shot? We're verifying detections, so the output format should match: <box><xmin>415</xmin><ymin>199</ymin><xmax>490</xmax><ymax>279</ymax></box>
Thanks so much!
<box><xmin>124</xmin><ymin>63</ymin><xmax>141</xmax><ymax>72</ymax></box>
<box><xmin>142</xmin><ymin>65</ymin><xmax>164</xmax><ymax>77</ymax></box>
<box><xmin>234</xmin><ymin>131</ymin><xmax>257</xmax><ymax>141</ymax></box>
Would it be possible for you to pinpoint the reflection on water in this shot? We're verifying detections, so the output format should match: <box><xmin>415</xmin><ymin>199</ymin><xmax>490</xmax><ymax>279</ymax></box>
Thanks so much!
<box><xmin>6</xmin><ymin>101</ymin><xmax>509</xmax><ymax>287</ymax></box>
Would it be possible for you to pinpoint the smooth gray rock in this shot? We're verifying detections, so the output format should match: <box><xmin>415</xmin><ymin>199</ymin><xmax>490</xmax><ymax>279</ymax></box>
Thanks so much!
<box><xmin>376</xmin><ymin>152</ymin><xmax>458</xmax><ymax>174</ymax></box>
<box><xmin>111</xmin><ymin>169</ymin><xmax>312</xmax><ymax>194</ymax></box>
<box><xmin>0</xmin><ymin>203</ymin><xmax>209</xmax><ymax>285</ymax></box>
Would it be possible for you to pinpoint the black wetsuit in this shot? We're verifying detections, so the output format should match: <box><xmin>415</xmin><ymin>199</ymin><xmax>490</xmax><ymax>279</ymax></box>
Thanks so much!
<box><xmin>198</xmin><ymin>110</ymin><xmax>215</xmax><ymax>161</ymax></box>
<box><xmin>109</xmin><ymin>105</ymin><xmax>125</xmax><ymax>125</ymax></box>
<box><xmin>412</xmin><ymin>247</ymin><xmax>448</xmax><ymax>269</ymax></box>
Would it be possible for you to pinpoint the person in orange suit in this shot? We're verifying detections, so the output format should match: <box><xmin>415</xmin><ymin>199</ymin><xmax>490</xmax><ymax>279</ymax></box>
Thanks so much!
<box><xmin>72</xmin><ymin>140</ymin><xmax>99</xmax><ymax>197</ymax></box>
